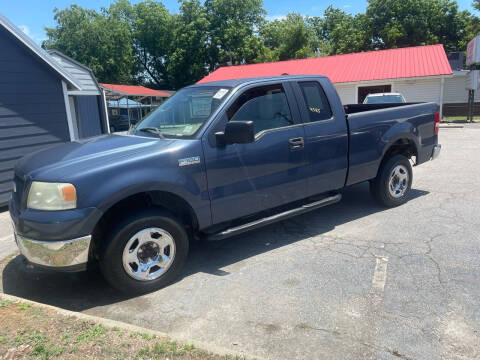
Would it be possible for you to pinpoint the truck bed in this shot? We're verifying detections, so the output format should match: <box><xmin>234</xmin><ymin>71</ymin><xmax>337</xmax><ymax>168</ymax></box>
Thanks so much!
<box><xmin>344</xmin><ymin>102</ymin><xmax>439</xmax><ymax>186</ymax></box>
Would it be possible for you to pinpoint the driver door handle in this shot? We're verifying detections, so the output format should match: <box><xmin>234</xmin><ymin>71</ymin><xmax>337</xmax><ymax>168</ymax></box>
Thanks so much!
<box><xmin>289</xmin><ymin>137</ymin><xmax>304</xmax><ymax>151</ymax></box>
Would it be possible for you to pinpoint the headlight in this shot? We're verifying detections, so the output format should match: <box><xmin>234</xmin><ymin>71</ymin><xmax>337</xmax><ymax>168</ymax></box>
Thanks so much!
<box><xmin>27</xmin><ymin>182</ymin><xmax>77</xmax><ymax>210</ymax></box>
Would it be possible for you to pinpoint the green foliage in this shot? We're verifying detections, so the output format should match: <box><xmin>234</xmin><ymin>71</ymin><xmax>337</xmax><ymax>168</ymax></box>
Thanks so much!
<box><xmin>166</xmin><ymin>0</ymin><xmax>210</xmax><ymax>89</ymax></box>
<box><xmin>308</xmin><ymin>7</ymin><xmax>372</xmax><ymax>55</ymax></box>
<box><xmin>76</xmin><ymin>324</ymin><xmax>107</xmax><ymax>343</ymax></box>
<box><xmin>205</xmin><ymin>0</ymin><xmax>266</xmax><ymax>69</ymax></box>
<box><xmin>260</xmin><ymin>13</ymin><xmax>319</xmax><ymax>61</ymax></box>
<box><xmin>42</xmin><ymin>0</ymin><xmax>480</xmax><ymax>89</ymax></box>
<box><xmin>43</xmin><ymin>2</ymin><xmax>134</xmax><ymax>83</ymax></box>
<box><xmin>366</xmin><ymin>0</ymin><xmax>475</xmax><ymax>52</ymax></box>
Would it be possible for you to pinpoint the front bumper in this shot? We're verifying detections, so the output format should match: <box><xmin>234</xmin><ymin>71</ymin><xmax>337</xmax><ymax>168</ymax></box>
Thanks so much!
<box><xmin>432</xmin><ymin>144</ymin><xmax>442</xmax><ymax>160</ymax></box>
<box><xmin>14</xmin><ymin>231</ymin><xmax>91</xmax><ymax>270</ymax></box>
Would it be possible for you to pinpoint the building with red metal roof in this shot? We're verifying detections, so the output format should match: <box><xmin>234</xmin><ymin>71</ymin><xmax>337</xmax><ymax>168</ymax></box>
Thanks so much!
<box><xmin>199</xmin><ymin>44</ymin><xmax>452</xmax><ymax>85</ymax></box>
<box><xmin>199</xmin><ymin>45</ymin><xmax>464</xmax><ymax>118</ymax></box>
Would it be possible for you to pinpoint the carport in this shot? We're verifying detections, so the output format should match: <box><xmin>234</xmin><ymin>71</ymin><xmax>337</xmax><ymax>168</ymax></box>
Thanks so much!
<box><xmin>100</xmin><ymin>84</ymin><xmax>172</xmax><ymax>131</ymax></box>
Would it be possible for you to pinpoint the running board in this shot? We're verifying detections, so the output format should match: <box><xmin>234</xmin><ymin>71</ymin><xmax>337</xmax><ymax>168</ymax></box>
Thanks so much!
<box><xmin>206</xmin><ymin>193</ymin><xmax>342</xmax><ymax>241</ymax></box>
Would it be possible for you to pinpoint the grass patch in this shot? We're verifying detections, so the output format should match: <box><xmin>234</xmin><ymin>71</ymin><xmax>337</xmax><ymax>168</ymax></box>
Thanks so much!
<box><xmin>31</xmin><ymin>343</ymin><xmax>65</xmax><ymax>359</ymax></box>
<box><xmin>0</xmin><ymin>300</ymin><xmax>12</xmax><ymax>307</ymax></box>
<box><xmin>17</xmin><ymin>303</ymin><xmax>31</xmax><ymax>311</ymax></box>
<box><xmin>76</xmin><ymin>324</ymin><xmax>107</xmax><ymax>343</ymax></box>
<box><xmin>0</xmin><ymin>301</ymin><xmax>241</xmax><ymax>359</ymax></box>
<box><xmin>442</xmin><ymin>116</ymin><xmax>480</xmax><ymax>123</ymax></box>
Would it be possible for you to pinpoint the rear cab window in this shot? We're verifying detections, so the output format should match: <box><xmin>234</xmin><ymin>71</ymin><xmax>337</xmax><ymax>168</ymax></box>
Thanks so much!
<box><xmin>298</xmin><ymin>81</ymin><xmax>332</xmax><ymax>122</ymax></box>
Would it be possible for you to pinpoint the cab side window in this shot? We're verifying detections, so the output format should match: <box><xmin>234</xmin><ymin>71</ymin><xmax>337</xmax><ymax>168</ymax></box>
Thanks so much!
<box><xmin>227</xmin><ymin>84</ymin><xmax>293</xmax><ymax>135</ymax></box>
<box><xmin>298</xmin><ymin>81</ymin><xmax>332</xmax><ymax>122</ymax></box>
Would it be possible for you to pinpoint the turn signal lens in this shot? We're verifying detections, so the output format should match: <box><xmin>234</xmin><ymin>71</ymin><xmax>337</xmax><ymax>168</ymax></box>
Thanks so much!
<box><xmin>61</xmin><ymin>184</ymin><xmax>76</xmax><ymax>202</ymax></box>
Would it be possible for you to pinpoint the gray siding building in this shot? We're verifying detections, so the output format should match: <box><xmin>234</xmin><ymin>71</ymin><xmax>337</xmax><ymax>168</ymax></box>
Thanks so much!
<box><xmin>0</xmin><ymin>13</ymin><xmax>108</xmax><ymax>204</ymax></box>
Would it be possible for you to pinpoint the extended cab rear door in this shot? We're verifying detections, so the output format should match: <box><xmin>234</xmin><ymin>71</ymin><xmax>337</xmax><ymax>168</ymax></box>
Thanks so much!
<box><xmin>290</xmin><ymin>78</ymin><xmax>349</xmax><ymax>197</ymax></box>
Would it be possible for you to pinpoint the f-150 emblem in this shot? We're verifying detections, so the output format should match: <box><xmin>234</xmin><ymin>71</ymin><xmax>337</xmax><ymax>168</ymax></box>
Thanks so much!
<box><xmin>178</xmin><ymin>156</ymin><xmax>201</xmax><ymax>167</ymax></box>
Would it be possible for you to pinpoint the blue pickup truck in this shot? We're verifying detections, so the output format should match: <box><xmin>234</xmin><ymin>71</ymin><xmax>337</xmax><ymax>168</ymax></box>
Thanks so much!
<box><xmin>9</xmin><ymin>75</ymin><xmax>441</xmax><ymax>293</ymax></box>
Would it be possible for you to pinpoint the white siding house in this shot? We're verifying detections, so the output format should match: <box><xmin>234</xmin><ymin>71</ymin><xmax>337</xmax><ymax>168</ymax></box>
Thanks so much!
<box><xmin>334</xmin><ymin>77</ymin><xmax>445</xmax><ymax>105</ymax></box>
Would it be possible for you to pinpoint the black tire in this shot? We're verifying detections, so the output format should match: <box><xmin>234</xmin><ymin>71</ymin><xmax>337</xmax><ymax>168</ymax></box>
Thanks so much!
<box><xmin>370</xmin><ymin>154</ymin><xmax>413</xmax><ymax>207</ymax></box>
<box><xmin>110</xmin><ymin>126</ymin><xmax>115</xmax><ymax>133</ymax></box>
<box><xmin>99</xmin><ymin>208</ymin><xmax>189</xmax><ymax>294</ymax></box>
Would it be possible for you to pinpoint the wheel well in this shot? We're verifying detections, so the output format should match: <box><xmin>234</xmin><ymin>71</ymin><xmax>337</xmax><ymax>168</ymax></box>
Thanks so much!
<box><xmin>383</xmin><ymin>139</ymin><xmax>417</xmax><ymax>164</ymax></box>
<box><xmin>90</xmin><ymin>191</ymin><xmax>198</xmax><ymax>259</ymax></box>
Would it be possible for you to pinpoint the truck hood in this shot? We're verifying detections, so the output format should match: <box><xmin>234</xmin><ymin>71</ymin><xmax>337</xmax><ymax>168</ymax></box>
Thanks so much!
<box><xmin>15</xmin><ymin>134</ymin><xmax>175</xmax><ymax>180</ymax></box>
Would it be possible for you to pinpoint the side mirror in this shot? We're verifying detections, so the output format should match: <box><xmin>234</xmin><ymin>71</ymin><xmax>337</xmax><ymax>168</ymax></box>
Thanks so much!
<box><xmin>215</xmin><ymin>121</ymin><xmax>254</xmax><ymax>145</ymax></box>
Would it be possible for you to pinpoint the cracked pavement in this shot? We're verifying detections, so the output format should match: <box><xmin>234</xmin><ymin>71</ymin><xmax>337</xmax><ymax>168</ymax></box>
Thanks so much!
<box><xmin>1</xmin><ymin>125</ymin><xmax>480</xmax><ymax>359</ymax></box>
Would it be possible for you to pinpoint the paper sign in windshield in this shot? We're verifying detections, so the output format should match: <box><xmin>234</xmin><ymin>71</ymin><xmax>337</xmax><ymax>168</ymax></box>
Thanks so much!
<box><xmin>191</xmin><ymin>97</ymin><xmax>212</xmax><ymax>117</ymax></box>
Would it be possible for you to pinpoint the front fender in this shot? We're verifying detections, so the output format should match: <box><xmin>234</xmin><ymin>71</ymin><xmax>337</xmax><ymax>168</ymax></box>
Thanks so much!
<box><xmin>76</xmin><ymin>164</ymin><xmax>211</xmax><ymax>229</ymax></box>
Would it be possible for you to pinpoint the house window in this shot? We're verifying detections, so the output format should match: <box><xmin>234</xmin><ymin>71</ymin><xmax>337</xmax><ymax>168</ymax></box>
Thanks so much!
<box><xmin>358</xmin><ymin>85</ymin><xmax>392</xmax><ymax>104</ymax></box>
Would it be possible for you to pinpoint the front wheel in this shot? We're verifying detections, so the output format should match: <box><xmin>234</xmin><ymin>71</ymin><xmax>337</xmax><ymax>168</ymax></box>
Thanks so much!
<box><xmin>99</xmin><ymin>209</ymin><xmax>189</xmax><ymax>294</ymax></box>
<box><xmin>370</xmin><ymin>154</ymin><xmax>413</xmax><ymax>207</ymax></box>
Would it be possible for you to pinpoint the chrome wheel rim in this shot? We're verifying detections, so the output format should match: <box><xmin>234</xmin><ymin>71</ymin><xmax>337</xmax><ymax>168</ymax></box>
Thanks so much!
<box><xmin>388</xmin><ymin>165</ymin><xmax>409</xmax><ymax>198</ymax></box>
<box><xmin>122</xmin><ymin>227</ymin><xmax>176</xmax><ymax>281</ymax></box>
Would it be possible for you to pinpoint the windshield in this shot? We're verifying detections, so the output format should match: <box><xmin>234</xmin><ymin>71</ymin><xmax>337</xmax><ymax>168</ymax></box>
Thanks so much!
<box><xmin>132</xmin><ymin>86</ymin><xmax>231</xmax><ymax>138</ymax></box>
<box><xmin>364</xmin><ymin>95</ymin><xmax>405</xmax><ymax>104</ymax></box>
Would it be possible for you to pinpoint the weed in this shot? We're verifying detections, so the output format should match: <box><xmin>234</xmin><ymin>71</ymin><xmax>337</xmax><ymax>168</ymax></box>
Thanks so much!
<box><xmin>183</xmin><ymin>343</ymin><xmax>195</xmax><ymax>351</ymax></box>
<box><xmin>168</xmin><ymin>340</ymin><xmax>186</xmax><ymax>356</ymax></box>
<box><xmin>0</xmin><ymin>300</ymin><xmax>12</xmax><ymax>307</ymax></box>
<box><xmin>0</xmin><ymin>336</ymin><xmax>6</xmax><ymax>344</ymax></box>
<box><xmin>135</xmin><ymin>345</ymin><xmax>151</xmax><ymax>359</ymax></box>
<box><xmin>140</xmin><ymin>332</ymin><xmax>155</xmax><ymax>340</ymax></box>
<box><xmin>152</xmin><ymin>342</ymin><xmax>167</xmax><ymax>355</ymax></box>
<box><xmin>14</xmin><ymin>329</ymin><xmax>47</xmax><ymax>345</ymax></box>
<box><xmin>31</xmin><ymin>343</ymin><xmax>65</xmax><ymax>359</ymax></box>
<box><xmin>76</xmin><ymin>324</ymin><xmax>107</xmax><ymax>343</ymax></box>
<box><xmin>17</xmin><ymin>303</ymin><xmax>31</xmax><ymax>311</ymax></box>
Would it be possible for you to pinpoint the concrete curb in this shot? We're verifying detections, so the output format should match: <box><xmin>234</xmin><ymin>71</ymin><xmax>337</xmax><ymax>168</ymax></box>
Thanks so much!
<box><xmin>0</xmin><ymin>292</ymin><xmax>265</xmax><ymax>360</ymax></box>
<box><xmin>439</xmin><ymin>124</ymin><xmax>464</xmax><ymax>128</ymax></box>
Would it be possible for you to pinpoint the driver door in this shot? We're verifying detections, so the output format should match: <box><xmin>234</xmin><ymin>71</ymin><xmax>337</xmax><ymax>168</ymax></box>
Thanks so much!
<box><xmin>202</xmin><ymin>82</ymin><xmax>308</xmax><ymax>225</ymax></box>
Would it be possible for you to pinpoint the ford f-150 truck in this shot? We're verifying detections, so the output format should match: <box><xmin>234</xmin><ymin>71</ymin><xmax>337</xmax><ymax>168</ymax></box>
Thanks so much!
<box><xmin>9</xmin><ymin>75</ymin><xmax>441</xmax><ymax>293</ymax></box>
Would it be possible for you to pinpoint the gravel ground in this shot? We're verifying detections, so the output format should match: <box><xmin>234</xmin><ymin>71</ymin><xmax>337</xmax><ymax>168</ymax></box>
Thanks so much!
<box><xmin>1</xmin><ymin>125</ymin><xmax>479</xmax><ymax>360</ymax></box>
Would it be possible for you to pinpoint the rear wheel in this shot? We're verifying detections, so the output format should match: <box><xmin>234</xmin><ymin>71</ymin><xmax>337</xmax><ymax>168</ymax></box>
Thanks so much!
<box><xmin>370</xmin><ymin>154</ymin><xmax>412</xmax><ymax>207</ymax></box>
<box><xmin>99</xmin><ymin>209</ymin><xmax>189</xmax><ymax>294</ymax></box>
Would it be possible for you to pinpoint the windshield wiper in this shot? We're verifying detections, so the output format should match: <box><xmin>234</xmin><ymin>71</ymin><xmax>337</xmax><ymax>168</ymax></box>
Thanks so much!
<box><xmin>136</xmin><ymin>127</ymin><xmax>165</xmax><ymax>139</ymax></box>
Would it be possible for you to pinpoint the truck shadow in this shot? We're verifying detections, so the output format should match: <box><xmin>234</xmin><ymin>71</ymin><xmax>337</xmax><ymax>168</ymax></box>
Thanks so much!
<box><xmin>1</xmin><ymin>183</ymin><xmax>428</xmax><ymax>311</ymax></box>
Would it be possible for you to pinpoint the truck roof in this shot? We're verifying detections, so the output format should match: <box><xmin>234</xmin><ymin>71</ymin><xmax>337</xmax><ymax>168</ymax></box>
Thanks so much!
<box><xmin>191</xmin><ymin>75</ymin><xmax>327</xmax><ymax>88</ymax></box>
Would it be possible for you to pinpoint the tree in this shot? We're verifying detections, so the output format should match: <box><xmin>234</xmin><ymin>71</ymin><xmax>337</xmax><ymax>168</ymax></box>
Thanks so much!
<box><xmin>260</xmin><ymin>13</ymin><xmax>320</xmax><ymax>61</ymax></box>
<box><xmin>132</xmin><ymin>0</ymin><xmax>175</xmax><ymax>87</ymax></box>
<box><xmin>204</xmin><ymin>0</ymin><xmax>266</xmax><ymax>70</ymax></box>
<box><xmin>366</xmin><ymin>0</ymin><xmax>474</xmax><ymax>51</ymax></box>
<box><xmin>43</xmin><ymin>4</ymin><xmax>134</xmax><ymax>84</ymax></box>
<box><xmin>166</xmin><ymin>0</ymin><xmax>210</xmax><ymax>89</ymax></box>
<box><xmin>308</xmin><ymin>6</ymin><xmax>372</xmax><ymax>55</ymax></box>
<box><xmin>473</xmin><ymin>0</ymin><xmax>480</xmax><ymax>11</ymax></box>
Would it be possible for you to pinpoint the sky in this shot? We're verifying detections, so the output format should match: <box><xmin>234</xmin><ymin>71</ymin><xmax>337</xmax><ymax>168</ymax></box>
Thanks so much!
<box><xmin>1</xmin><ymin>0</ymin><xmax>479</xmax><ymax>44</ymax></box>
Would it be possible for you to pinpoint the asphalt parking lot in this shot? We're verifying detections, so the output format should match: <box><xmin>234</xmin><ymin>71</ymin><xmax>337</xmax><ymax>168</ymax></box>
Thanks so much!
<box><xmin>1</xmin><ymin>125</ymin><xmax>479</xmax><ymax>360</ymax></box>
